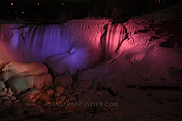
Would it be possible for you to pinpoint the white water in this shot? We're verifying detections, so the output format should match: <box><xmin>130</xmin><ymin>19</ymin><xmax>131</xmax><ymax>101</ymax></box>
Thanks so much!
<box><xmin>23</xmin><ymin>24</ymin><xmax>70</xmax><ymax>62</ymax></box>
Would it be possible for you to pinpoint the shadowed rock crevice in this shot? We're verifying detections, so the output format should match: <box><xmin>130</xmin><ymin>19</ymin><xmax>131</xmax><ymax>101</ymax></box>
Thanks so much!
<box><xmin>149</xmin><ymin>20</ymin><xmax>182</xmax><ymax>47</ymax></box>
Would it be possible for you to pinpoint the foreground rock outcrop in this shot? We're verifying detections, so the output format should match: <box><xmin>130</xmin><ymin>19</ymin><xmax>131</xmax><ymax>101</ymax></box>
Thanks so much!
<box><xmin>0</xmin><ymin>61</ymin><xmax>52</xmax><ymax>94</ymax></box>
<box><xmin>1</xmin><ymin>61</ymin><xmax>48</xmax><ymax>81</ymax></box>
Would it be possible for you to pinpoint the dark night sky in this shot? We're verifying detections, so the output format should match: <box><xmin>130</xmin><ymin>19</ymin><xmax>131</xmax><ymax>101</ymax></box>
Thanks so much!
<box><xmin>0</xmin><ymin>0</ymin><xmax>181</xmax><ymax>21</ymax></box>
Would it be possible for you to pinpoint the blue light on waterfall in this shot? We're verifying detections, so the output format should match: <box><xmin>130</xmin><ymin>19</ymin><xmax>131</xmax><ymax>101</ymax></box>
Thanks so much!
<box><xmin>0</xmin><ymin>20</ymin><xmax>126</xmax><ymax>67</ymax></box>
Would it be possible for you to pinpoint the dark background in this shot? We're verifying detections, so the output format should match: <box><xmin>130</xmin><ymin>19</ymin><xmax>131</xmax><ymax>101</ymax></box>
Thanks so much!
<box><xmin>0</xmin><ymin>0</ymin><xmax>181</xmax><ymax>21</ymax></box>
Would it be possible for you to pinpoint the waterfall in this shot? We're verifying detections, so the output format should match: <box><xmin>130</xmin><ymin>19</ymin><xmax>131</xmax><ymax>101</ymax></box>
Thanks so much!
<box><xmin>0</xmin><ymin>20</ymin><xmax>127</xmax><ymax>66</ymax></box>
<box><xmin>22</xmin><ymin>24</ymin><xmax>71</xmax><ymax>62</ymax></box>
<box><xmin>9</xmin><ymin>29</ymin><xmax>24</xmax><ymax>50</ymax></box>
<box><xmin>104</xmin><ymin>23</ymin><xmax>127</xmax><ymax>60</ymax></box>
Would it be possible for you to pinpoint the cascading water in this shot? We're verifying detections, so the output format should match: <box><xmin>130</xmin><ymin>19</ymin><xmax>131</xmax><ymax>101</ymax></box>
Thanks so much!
<box><xmin>0</xmin><ymin>20</ymin><xmax>127</xmax><ymax>75</ymax></box>
<box><xmin>104</xmin><ymin>23</ymin><xmax>127</xmax><ymax>60</ymax></box>
<box><xmin>23</xmin><ymin>24</ymin><xmax>71</xmax><ymax>62</ymax></box>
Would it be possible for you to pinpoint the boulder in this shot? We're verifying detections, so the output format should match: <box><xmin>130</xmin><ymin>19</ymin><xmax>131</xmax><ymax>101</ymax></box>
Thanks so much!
<box><xmin>19</xmin><ymin>92</ymin><xmax>37</xmax><ymax>106</ymax></box>
<box><xmin>0</xmin><ymin>90</ymin><xmax>6</xmax><ymax>96</ymax></box>
<box><xmin>55</xmin><ymin>86</ymin><xmax>65</xmax><ymax>95</ymax></box>
<box><xmin>10</xmin><ymin>96</ymin><xmax>16</xmax><ymax>101</ymax></box>
<box><xmin>8</xmin><ymin>76</ymin><xmax>34</xmax><ymax>94</ymax></box>
<box><xmin>0</xmin><ymin>71</ymin><xmax>17</xmax><ymax>82</ymax></box>
<box><xmin>46</xmin><ymin>89</ymin><xmax>54</xmax><ymax>96</ymax></box>
<box><xmin>8</xmin><ymin>73</ymin><xmax>52</xmax><ymax>94</ymax></box>
<box><xmin>64</xmin><ymin>88</ymin><xmax>73</xmax><ymax>95</ymax></box>
<box><xmin>76</xmin><ymin>68</ymin><xmax>103</xmax><ymax>89</ymax></box>
<box><xmin>56</xmin><ymin>95</ymin><xmax>66</xmax><ymax>102</ymax></box>
<box><xmin>7</xmin><ymin>87</ymin><xmax>13</xmax><ymax>97</ymax></box>
<box><xmin>26</xmin><ymin>88</ymin><xmax>40</xmax><ymax>102</ymax></box>
<box><xmin>54</xmin><ymin>75</ymin><xmax>73</xmax><ymax>87</ymax></box>
<box><xmin>3</xmin><ymin>87</ymin><xmax>7</xmax><ymax>93</ymax></box>
<box><xmin>32</xmin><ymin>73</ymin><xmax>52</xmax><ymax>90</ymax></box>
<box><xmin>2</xmin><ymin>61</ymin><xmax>48</xmax><ymax>76</ymax></box>
<box><xmin>0</xmin><ymin>81</ymin><xmax>5</xmax><ymax>90</ymax></box>
<box><xmin>28</xmin><ymin>88</ymin><xmax>40</xmax><ymax>95</ymax></box>
<box><xmin>46</xmin><ymin>44</ymin><xmax>89</xmax><ymax>76</ymax></box>
<box><xmin>27</xmin><ymin>88</ymin><xmax>40</xmax><ymax>101</ymax></box>
<box><xmin>0</xmin><ymin>61</ymin><xmax>49</xmax><ymax>82</ymax></box>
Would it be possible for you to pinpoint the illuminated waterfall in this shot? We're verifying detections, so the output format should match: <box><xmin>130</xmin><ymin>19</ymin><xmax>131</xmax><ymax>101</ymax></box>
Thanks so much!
<box><xmin>0</xmin><ymin>20</ymin><xmax>127</xmax><ymax>66</ymax></box>
<box><xmin>104</xmin><ymin>23</ymin><xmax>127</xmax><ymax>60</ymax></box>
<box><xmin>23</xmin><ymin>24</ymin><xmax>70</xmax><ymax>61</ymax></box>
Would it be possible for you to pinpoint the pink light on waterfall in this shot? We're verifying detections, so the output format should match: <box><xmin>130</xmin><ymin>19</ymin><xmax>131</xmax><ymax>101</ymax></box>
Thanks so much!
<box><xmin>105</xmin><ymin>23</ymin><xmax>126</xmax><ymax>59</ymax></box>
